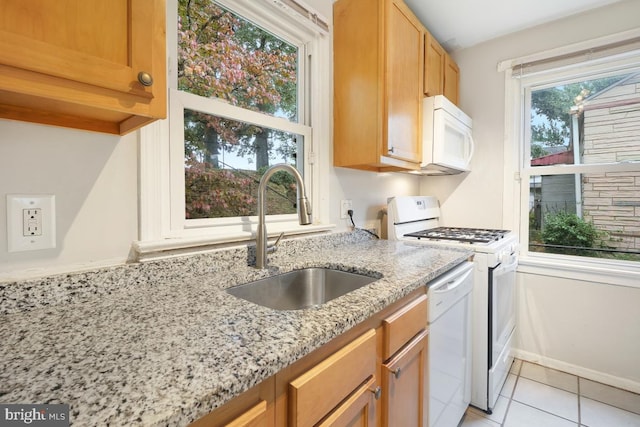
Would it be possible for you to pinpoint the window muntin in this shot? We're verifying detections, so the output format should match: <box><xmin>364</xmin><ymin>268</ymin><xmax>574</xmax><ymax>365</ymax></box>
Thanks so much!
<box><xmin>521</xmin><ymin>61</ymin><xmax>640</xmax><ymax>262</ymax></box>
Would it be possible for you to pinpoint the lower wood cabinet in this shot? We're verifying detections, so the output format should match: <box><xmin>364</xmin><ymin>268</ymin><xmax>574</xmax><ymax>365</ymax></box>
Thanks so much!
<box><xmin>288</xmin><ymin>329</ymin><xmax>377</xmax><ymax>427</ymax></box>
<box><xmin>382</xmin><ymin>330</ymin><xmax>429</xmax><ymax>427</ymax></box>
<box><xmin>190</xmin><ymin>288</ymin><xmax>429</xmax><ymax>427</ymax></box>
<box><xmin>317</xmin><ymin>377</ymin><xmax>377</xmax><ymax>427</ymax></box>
<box><xmin>188</xmin><ymin>377</ymin><xmax>274</xmax><ymax>427</ymax></box>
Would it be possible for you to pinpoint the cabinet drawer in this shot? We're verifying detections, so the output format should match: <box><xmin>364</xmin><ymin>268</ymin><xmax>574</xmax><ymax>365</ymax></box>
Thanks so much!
<box><xmin>288</xmin><ymin>329</ymin><xmax>377</xmax><ymax>427</ymax></box>
<box><xmin>382</xmin><ymin>294</ymin><xmax>428</xmax><ymax>360</ymax></box>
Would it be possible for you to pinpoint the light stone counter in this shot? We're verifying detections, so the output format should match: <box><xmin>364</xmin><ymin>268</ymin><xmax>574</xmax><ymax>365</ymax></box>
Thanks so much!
<box><xmin>0</xmin><ymin>231</ymin><xmax>471</xmax><ymax>426</ymax></box>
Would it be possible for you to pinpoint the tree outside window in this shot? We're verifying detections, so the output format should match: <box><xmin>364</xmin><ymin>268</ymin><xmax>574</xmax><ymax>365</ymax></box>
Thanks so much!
<box><xmin>177</xmin><ymin>0</ymin><xmax>301</xmax><ymax>219</ymax></box>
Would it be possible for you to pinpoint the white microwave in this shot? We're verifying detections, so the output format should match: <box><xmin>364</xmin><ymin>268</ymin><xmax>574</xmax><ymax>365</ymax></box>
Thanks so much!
<box><xmin>419</xmin><ymin>95</ymin><xmax>474</xmax><ymax>175</ymax></box>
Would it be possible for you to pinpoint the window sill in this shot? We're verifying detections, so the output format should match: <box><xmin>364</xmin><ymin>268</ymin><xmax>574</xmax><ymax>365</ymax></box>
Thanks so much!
<box><xmin>517</xmin><ymin>254</ymin><xmax>640</xmax><ymax>289</ymax></box>
<box><xmin>133</xmin><ymin>223</ymin><xmax>336</xmax><ymax>261</ymax></box>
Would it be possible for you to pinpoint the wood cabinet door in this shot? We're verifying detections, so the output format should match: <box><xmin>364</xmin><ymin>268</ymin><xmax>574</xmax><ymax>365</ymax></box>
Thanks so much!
<box><xmin>289</xmin><ymin>329</ymin><xmax>377</xmax><ymax>427</ymax></box>
<box><xmin>316</xmin><ymin>377</ymin><xmax>377</xmax><ymax>427</ymax></box>
<box><xmin>385</xmin><ymin>0</ymin><xmax>423</xmax><ymax>164</ymax></box>
<box><xmin>424</xmin><ymin>32</ymin><xmax>445</xmax><ymax>97</ymax></box>
<box><xmin>0</xmin><ymin>0</ymin><xmax>158</xmax><ymax>101</ymax></box>
<box><xmin>0</xmin><ymin>0</ymin><xmax>165</xmax><ymax>134</ymax></box>
<box><xmin>382</xmin><ymin>330</ymin><xmax>429</xmax><ymax>427</ymax></box>
<box><xmin>444</xmin><ymin>56</ymin><xmax>460</xmax><ymax>105</ymax></box>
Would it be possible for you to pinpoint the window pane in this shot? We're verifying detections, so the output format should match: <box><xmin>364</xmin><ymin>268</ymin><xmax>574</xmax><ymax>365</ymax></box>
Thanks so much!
<box><xmin>177</xmin><ymin>0</ymin><xmax>298</xmax><ymax>121</ymax></box>
<box><xmin>184</xmin><ymin>109</ymin><xmax>303</xmax><ymax>219</ymax></box>
<box><xmin>528</xmin><ymin>173</ymin><xmax>640</xmax><ymax>261</ymax></box>
<box><xmin>529</xmin><ymin>72</ymin><xmax>640</xmax><ymax>166</ymax></box>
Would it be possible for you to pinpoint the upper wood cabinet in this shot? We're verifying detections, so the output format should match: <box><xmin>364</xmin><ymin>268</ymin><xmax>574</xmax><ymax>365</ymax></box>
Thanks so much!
<box><xmin>424</xmin><ymin>32</ymin><xmax>445</xmax><ymax>98</ymax></box>
<box><xmin>0</xmin><ymin>0</ymin><xmax>166</xmax><ymax>135</ymax></box>
<box><xmin>444</xmin><ymin>55</ymin><xmax>460</xmax><ymax>105</ymax></box>
<box><xmin>333</xmin><ymin>0</ymin><xmax>423</xmax><ymax>172</ymax></box>
<box><xmin>423</xmin><ymin>31</ymin><xmax>460</xmax><ymax>105</ymax></box>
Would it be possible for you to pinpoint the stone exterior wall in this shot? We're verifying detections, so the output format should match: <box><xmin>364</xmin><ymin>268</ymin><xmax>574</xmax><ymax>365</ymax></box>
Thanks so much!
<box><xmin>581</xmin><ymin>74</ymin><xmax>640</xmax><ymax>251</ymax></box>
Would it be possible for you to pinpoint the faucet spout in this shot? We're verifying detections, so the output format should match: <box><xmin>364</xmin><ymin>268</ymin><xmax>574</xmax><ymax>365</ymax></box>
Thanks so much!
<box><xmin>256</xmin><ymin>164</ymin><xmax>312</xmax><ymax>269</ymax></box>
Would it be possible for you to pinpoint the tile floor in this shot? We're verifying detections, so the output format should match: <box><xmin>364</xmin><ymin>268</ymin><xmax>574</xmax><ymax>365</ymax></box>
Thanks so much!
<box><xmin>459</xmin><ymin>359</ymin><xmax>640</xmax><ymax>427</ymax></box>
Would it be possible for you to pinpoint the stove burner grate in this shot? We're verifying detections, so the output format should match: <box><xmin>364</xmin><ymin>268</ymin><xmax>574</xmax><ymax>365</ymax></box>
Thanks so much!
<box><xmin>404</xmin><ymin>226</ymin><xmax>510</xmax><ymax>244</ymax></box>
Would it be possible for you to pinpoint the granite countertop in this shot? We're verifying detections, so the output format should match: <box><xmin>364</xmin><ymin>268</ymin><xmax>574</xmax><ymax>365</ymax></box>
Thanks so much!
<box><xmin>0</xmin><ymin>232</ymin><xmax>471</xmax><ymax>426</ymax></box>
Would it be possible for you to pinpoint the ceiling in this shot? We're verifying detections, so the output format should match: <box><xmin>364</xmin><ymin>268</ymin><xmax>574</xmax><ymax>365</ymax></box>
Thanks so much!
<box><xmin>403</xmin><ymin>0</ymin><xmax>624</xmax><ymax>52</ymax></box>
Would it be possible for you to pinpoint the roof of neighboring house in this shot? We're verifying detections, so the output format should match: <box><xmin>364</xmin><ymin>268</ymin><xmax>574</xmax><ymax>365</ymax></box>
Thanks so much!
<box><xmin>580</xmin><ymin>72</ymin><xmax>640</xmax><ymax>111</ymax></box>
<box><xmin>531</xmin><ymin>148</ymin><xmax>574</xmax><ymax>165</ymax></box>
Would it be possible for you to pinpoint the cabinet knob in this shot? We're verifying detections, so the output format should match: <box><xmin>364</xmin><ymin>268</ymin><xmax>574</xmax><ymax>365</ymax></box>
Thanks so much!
<box><xmin>370</xmin><ymin>386</ymin><xmax>382</xmax><ymax>400</ymax></box>
<box><xmin>393</xmin><ymin>367</ymin><xmax>401</xmax><ymax>379</ymax></box>
<box><xmin>388</xmin><ymin>146</ymin><xmax>395</xmax><ymax>154</ymax></box>
<box><xmin>137</xmin><ymin>71</ymin><xmax>154</xmax><ymax>87</ymax></box>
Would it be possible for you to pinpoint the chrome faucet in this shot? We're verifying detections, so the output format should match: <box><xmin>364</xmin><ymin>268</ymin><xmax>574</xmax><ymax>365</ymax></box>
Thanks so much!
<box><xmin>255</xmin><ymin>164</ymin><xmax>312</xmax><ymax>269</ymax></box>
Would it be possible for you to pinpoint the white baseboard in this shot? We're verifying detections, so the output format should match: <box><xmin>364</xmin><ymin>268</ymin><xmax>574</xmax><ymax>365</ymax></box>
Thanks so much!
<box><xmin>512</xmin><ymin>348</ymin><xmax>640</xmax><ymax>395</ymax></box>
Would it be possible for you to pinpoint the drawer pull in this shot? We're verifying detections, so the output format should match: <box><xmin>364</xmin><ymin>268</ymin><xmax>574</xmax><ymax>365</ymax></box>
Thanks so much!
<box><xmin>392</xmin><ymin>367</ymin><xmax>401</xmax><ymax>378</ymax></box>
<box><xmin>370</xmin><ymin>386</ymin><xmax>382</xmax><ymax>400</ymax></box>
<box><xmin>137</xmin><ymin>71</ymin><xmax>154</xmax><ymax>86</ymax></box>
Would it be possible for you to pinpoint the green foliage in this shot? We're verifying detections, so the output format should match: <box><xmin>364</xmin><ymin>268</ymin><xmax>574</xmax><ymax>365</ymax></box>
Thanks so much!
<box><xmin>531</xmin><ymin>143</ymin><xmax>548</xmax><ymax>159</ymax></box>
<box><xmin>185</xmin><ymin>158</ymin><xmax>298</xmax><ymax>219</ymax></box>
<box><xmin>185</xmin><ymin>158</ymin><xmax>255</xmax><ymax>219</ymax></box>
<box><xmin>541</xmin><ymin>211</ymin><xmax>600</xmax><ymax>255</ymax></box>
<box><xmin>530</xmin><ymin>76</ymin><xmax>624</xmax><ymax>157</ymax></box>
<box><xmin>178</xmin><ymin>0</ymin><xmax>301</xmax><ymax>219</ymax></box>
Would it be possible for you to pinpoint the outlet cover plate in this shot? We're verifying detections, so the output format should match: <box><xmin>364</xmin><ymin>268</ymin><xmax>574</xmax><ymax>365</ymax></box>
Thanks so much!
<box><xmin>7</xmin><ymin>194</ymin><xmax>56</xmax><ymax>252</ymax></box>
<box><xmin>340</xmin><ymin>199</ymin><xmax>352</xmax><ymax>219</ymax></box>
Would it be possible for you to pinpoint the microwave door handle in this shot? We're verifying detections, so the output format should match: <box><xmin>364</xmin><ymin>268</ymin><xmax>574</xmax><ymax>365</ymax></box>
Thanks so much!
<box><xmin>465</xmin><ymin>131</ymin><xmax>475</xmax><ymax>164</ymax></box>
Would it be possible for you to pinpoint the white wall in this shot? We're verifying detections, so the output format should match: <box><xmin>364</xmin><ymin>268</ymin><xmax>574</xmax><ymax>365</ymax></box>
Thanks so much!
<box><xmin>0</xmin><ymin>120</ymin><xmax>139</xmax><ymax>279</ymax></box>
<box><xmin>516</xmin><ymin>273</ymin><xmax>640</xmax><ymax>392</ymax></box>
<box><xmin>0</xmin><ymin>0</ymin><xmax>419</xmax><ymax>279</ymax></box>
<box><xmin>425</xmin><ymin>0</ymin><xmax>640</xmax><ymax>391</ymax></box>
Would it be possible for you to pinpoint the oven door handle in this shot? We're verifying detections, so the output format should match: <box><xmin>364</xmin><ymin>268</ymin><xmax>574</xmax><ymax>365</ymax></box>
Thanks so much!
<box><xmin>495</xmin><ymin>256</ymin><xmax>518</xmax><ymax>274</ymax></box>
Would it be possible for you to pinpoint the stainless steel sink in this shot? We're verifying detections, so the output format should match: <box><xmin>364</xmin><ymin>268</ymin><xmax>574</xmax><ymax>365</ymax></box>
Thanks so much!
<box><xmin>226</xmin><ymin>268</ymin><xmax>379</xmax><ymax>310</ymax></box>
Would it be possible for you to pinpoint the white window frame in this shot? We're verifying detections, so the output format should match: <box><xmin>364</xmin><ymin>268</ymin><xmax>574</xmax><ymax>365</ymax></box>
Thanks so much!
<box><xmin>137</xmin><ymin>0</ymin><xmax>332</xmax><ymax>257</ymax></box>
<box><xmin>502</xmin><ymin>32</ymin><xmax>640</xmax><ymax>288</ymax></box>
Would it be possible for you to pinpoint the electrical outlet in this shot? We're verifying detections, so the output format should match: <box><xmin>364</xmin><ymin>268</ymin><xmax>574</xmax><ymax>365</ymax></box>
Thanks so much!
<box><xmin>7</xmin><ymin>194</ymin><xmax>56</xmax><ymax>252</ymax></box>
<box><xmin>23</xmin><ymin>208</ymin><xmax>43</xmax><ymax>236</ymax></box>
<box><xmin>340</xmin><ymin>199</ymin><xmax>353</xmax><ymax>219</ymax></box>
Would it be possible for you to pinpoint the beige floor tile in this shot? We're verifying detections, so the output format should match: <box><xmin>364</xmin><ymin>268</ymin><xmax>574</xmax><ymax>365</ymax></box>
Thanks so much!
<box><xmin>580</xmin><ymin>378</ymin><xmax>640</xmax><ymax>416</ymax></box>
<box><xmin>459</xmin><ymin>411</ymin><xmax>501</xmax><ymax>427</ymax></box>
<box><xmin>520</xmin><ymin>361</ymin><xmax>578</xmax><ymax>393</ymax></box>
<box><xmin>510</xmin><ymin>358</ymin><xmax>522</xmax><ymax>375</ymax></box>
<box><xmin>580</xmin><ymin>397</ymin><xmax>640</xmax><ymax>427</ymax></box>
<box><xmin>503</xmin><ymin>401</ymin><xmax>578</xmax><ymax>427</ymax></box>
<box><xmin>500</xmin><ymin>373</ymin><xmax>517</xmax><ymax>398</ymax></box>
<box><xmin>513</xmin><ymin>377</ymin><xmax>579</xmax><ymax>422</ymax></box>
<box><xmin>467</xmin><ymin>396</ymin><xmax>510</xmax><ymax>424</ymax></box>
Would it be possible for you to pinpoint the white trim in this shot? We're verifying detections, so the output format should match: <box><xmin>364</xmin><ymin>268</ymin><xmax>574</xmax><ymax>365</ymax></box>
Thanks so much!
<box><xmin>138</xmin><ymin>0</ymin><xmax>331</xmax><ymax>252</ymax></box>
<box><xmin>503</xmin><ymin>44</ymin><xmax>640</xmax><ymax>272</ymax></box>
<box><xmin>133</xmin><ymin>223</ymin><xmax>334</xmax><ymax>258</ymax></box>
<box><xmin>517</xmin><ymin>255</ymin><xmax>640</xmax><ymax>289</ymax></box>
<box><xmin>512</xmin><ymin>349</ymin><xmax>640</xmax><ymax>395</ymax></box>
<box><xmin>497</xmin><ymin>28</ymin><xmax>640</xmax><ymax>72</ymax></box>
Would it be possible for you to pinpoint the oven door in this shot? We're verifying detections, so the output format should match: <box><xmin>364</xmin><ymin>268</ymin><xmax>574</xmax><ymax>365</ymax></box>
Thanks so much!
<box><xmin>488</xmin><ymin>253</ymin><xmax>517</xmax><ymax>407</ymax></box>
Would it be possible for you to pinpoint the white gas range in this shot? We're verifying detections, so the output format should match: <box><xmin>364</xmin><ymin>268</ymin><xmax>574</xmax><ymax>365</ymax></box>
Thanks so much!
<box><xmin>387</xmin><ymin>196</ymin><xmax>519</xmax><ymax>416</ymax></box>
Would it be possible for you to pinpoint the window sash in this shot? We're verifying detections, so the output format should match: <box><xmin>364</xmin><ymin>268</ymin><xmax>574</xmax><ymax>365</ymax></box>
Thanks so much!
<box><xmin>512</xmin><ymin>52</ymin><xmax>640</xmax><ymax>266</ymax></box>
<box><xmin>138</xmin><ymin>0</ymin><xmax>332</xmax><ymax>254</ymax></box>
<box><xmin>169</xmin><ymin>89</ymin><xmax>313</xmax><ymax>235</ymax></box>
